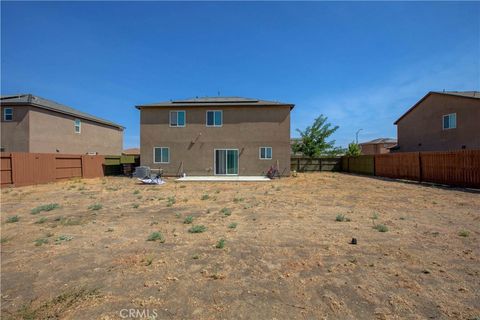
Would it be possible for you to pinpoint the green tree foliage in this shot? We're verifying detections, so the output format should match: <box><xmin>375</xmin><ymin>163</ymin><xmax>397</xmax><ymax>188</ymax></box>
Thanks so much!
<box><xmin>292</xmin><ymin>115</ymin><xmax>341</xmax><ymax>157</ymax></box>
<box><xmin>345</xmin><ymin>142</ymin><xmax>361</xmax><ymax>156</ymax></box>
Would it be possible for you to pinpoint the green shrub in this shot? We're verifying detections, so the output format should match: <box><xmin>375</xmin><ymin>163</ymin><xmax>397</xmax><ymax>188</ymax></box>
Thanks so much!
<box><xmin>55</xmin><ymin>235</ymin><xmax>73</xmax><ymax>244</ymax></box>
<box><xmin>147</xmin><ymin>231</ymin><xmax>165</xmax><ymax>242</ymax></box>
<box><xmin>372</xmin><ymin>213</ymin><xmax>379</xmax><ymax>220</ymax></box>
<box><xmin>145</xmin><ymin>256</ymin><xmax>153</xmax><ymax>266</ymax></box>
<box><xmin>188</xmin><ymin>225</ymin><xmax>206</xmax><ymax>233</ymax></box>
<box><xmin>88</xmin><ymin>203</ymin><xmax>102</xmax><ymax>211</ymax></box>
<box><xmin>6</xmin><ymin>215</ymin><xmax>19</xmax><ymax>223</ymax></box>
<box><xmin>458</xmin><ymin>230</ymin><xmax>469</xmax><ymax>237</ymax></box>
<box><xmin>373</xmin><ymin>224</ymin><xmax>388</xmax><ymax>232</ymax></box>
<box><xmin>34</xmin><ymin>238</ymin><xmax>49</xmax><ymax>246</ymax></box>
<box><xmin>233</xmin><ymin>197</ymin><xmax>244</xmax><ymax>203</ymax></box>
<box><xmin>201</xmin><ymin>194</ymin><xmax>210</xmax><ymax>200</ymax></box>
<box><xmin>132</xmin><ymin>203</ymin><xmax>139</xmax><ymax>209</ymax></box>
<box><xmin>31</xmin><ymin>203</ymin><xmax>60</xmax><ymax>215</ymax></box>
<box><xmin>335</xmin><ymin>214</ymin><xmax>345</xmax><ymax>222</ymax></box>
<box><xmin>167</xmin><ymin>196</ymin><xmax>176</xmax><ymax>207</ymax></box>
<box><xmin>228</xmin><ymin>222</ymin><xmax>238</xmax><ymax>229</ymax></box>
<box><xmin>60</xmin><ymin>218</ymin><xmax>81</xmax><ymax>226</ymax></box>
<box><xmin>220</xmin><ymin>208</ymin><xmax>232</xmax><ymax>216</ymax></box>
<box><xmin>216</xmin><ymin>238</ymin><xmax>226</xmax><ymax>249</ymax></box>
<box><xmin>184</xmin><ymin>216</ymin><xmax>194</xmax><ymax>224</ymax></box>
<box><xmin>35</xmin><ymin>217</ymin><xmax>48</xmax><ymax>224</ymax></box>
<box><xmin>133</xmin><ymin>190</ymin><xmax>140</xmax><ymax>195</ymax></box>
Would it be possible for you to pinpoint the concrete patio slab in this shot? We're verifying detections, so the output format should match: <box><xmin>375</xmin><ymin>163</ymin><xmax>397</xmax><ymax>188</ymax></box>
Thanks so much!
<box><xmin>176</xmin><ymin>176</ymin><xmax>270</xmax><ymax>182</ymax></box>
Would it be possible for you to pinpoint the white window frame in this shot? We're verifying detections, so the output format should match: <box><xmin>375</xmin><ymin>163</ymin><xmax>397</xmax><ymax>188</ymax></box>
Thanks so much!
<box><xmin>442</xmin><ymin>113</ymin><xmax>456</xmax><ymax>130</ymax></box>
<box><xmin>259</xmin><ymin>147</ymin><xmax>272</xmax><ymax>160</ymax></box>
<box><xmin>206</xmin><ymin>110</ymin><xmax>223</xmax><ymax>127</ymax></box>
<box><xmin>153</xmin><ymin>147</ymin><xmax>170</xmax><ymax>164</ymax></box>
<box><xmin>3</xmin><ymin>108</ymin><xmax>13</xmax><ymax>121</ymax></box>
<box><xmin>169</xmin><ymin>110</ymin><xmax>186</xmax><ymax>127</ymax></box>
<box><xmin>74</xmin><ymin>119</ymin><xmax>81</xmax><ymax>133</ymax></box>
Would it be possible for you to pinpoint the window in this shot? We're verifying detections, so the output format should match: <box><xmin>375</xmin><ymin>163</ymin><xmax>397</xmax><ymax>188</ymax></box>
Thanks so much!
<box><xmin>154</xmin><ymin>147</ymin><xmax>170</xmax><ymax>163</ymax></box>
<box><xmin>170</xmin><ymin>111</ymin><xmax>185</xmax><ymax>127</ymax></box>
<box><xmin>206</xmin><ymin>110</ymin><xmax>222</xmax><ymax>127</ymax></box>
<box><xmin>74</xmin><ymin>119</ymin><xmax>81</xmax><ymax>133</ymax></box>
<box><xmin>443</xmin><ymin>113</ymin><xmax>456</xmax><ymax>130</ymax></box>
<box><xmin>259</xmin><ymin>147</ymin><xmax>272</xmax><ymax>160</ymax></box>
<box><xmin>3</xmin><ymin>108</ymin><xmax>13</xmax><ymax>121</ymax></box>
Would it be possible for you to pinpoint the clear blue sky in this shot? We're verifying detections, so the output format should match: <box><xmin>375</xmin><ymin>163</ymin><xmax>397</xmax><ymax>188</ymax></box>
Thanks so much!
<box><xmin>2</xmin><ymin>1</ymin><xmax>479</xmax><ymax>148</ymax></box>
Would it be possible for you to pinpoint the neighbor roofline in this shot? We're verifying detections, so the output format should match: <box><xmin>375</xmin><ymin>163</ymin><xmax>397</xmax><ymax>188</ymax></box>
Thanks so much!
<box><xmin>135</xmin><ymin>103</ymin><xmax>295</xmax><ymax>110</ymax></box>
<box><xmin>2</xmin><ymin>100</ymin><xmax>125</xmax><ymax>130</ymax></box>
<box><xmin>394</xmin><ymin>91</ymin><xmax>479</xmax><ymax>125</ymax></box>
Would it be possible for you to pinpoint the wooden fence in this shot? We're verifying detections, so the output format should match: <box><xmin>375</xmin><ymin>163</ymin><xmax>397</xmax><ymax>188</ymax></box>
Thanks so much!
<box><xmin>1</xmin><ymin>152</ymin><xmax>105</xmax><ymax>187</ymax></box>
<box><xmin>342</xmin><ymin>150</ymin><xmax>480</xmax><ymax>188</ymax></box>
<box><xmin>291</xmin><ymin>156</ymin><xmax>341</xmax><ymax>172</ymax></box>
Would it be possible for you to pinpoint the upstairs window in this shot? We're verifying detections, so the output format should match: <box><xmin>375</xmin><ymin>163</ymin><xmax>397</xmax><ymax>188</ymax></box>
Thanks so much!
<box><xmin>170</xmin><ymin>111</ymin><xmax>185</xmax><ymax>127</ymax></box>
<box><xmin>74</xmin><ymin>119</ymin><xmax>81</xmax><ymax>133</ymax></box>
<box><xmin>443</xmin><ymin>113</ymin><xmax>456</xmax><ymax>130</ymax></box>
<box><xmin>206</xmin><ymin>110</ymin><xmax>222</xmax><ymax>127</ymax></box>
<box><xmin>3</xmin><ymin>108</ymin><xmax>13</xmax><ymax>121</ymax></box>
<box><xmin>154</xmin><ymin>147</ymin><xmax>170</xmax><ymax>163</ymax></box>
<box><xmin>259</xmin><ymin>147</ymin><xmax>272</xmax><ymax>160</ymax></box>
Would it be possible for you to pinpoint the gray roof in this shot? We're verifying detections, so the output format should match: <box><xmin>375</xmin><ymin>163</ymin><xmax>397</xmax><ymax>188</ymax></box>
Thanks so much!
<box><xmin>395</xmin><ymin>91</ymin><xmax>480</xmax><ymax>124</ymax></box>
<box><xmin>136</xmin><ymin>96</ymin><xmax>294</xmax><ymax>109</ymax></box>
<box><xmin>0</xmin><ymin>94</ymin><xmax>124</xmax><ymax>129</ymax></box>
<box><xmin>360</xmin><ymin>138</ymin><xmax>397</xmax><ymax>145</ymax></box>
<box><xmin>431</xmin><ymin>91</ymin><xmax>480</xmax><ymax>99</ymax></box>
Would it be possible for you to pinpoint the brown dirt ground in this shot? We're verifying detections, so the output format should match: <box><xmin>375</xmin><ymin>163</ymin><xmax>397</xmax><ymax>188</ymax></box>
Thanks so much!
<box><xmin>1</xmin><ymin>172</ymin><xmax>479</xmax><ymax>320</ymax></box>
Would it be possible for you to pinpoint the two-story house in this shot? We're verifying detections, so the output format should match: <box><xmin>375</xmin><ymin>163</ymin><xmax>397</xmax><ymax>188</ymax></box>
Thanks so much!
<box><xmin>136</xmin><ymin>97</ymin><xmax>294</xmax><ymax>176</ymax></box>
<box><xmin>394</xmin><ymin>91</ymin><xmax>480</xmax><ymax>152</ymax></box>
<box><xmin>1</xmin><ymin>94</ymin><xmax>124</xmax><ymax>155</ymax></box>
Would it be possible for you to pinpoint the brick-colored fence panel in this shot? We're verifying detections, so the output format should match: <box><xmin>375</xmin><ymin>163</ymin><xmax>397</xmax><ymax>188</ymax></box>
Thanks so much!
<box><xmin>0</xmin><ymin>154</ymin><xmax>13</xmax><ymax>185</ymax></box>
<box><xmin>375</xmin><ymin>152</ymin><xmax>420</xmax><ymax>181</ymax></box>
<box><xmin>0</xmin><ymin>152</ymin><xmax>105</xmax><ymax>187</ymax></box>
<box><xmin>420</xmin><ymin>150</ymin><xmax>480</xmax><ymax>188</ymax></box>
<box><xmin>343</xmin><ymin>150</ymin><xmax>480</xmax><ymax>189</ymax></box>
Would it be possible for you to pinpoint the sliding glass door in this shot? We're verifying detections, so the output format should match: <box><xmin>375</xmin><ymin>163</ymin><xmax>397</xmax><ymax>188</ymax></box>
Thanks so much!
<box><xmin>215</xmin><ymin>149</ymin><xmax>238</xmax><ymax>175</ymax></box>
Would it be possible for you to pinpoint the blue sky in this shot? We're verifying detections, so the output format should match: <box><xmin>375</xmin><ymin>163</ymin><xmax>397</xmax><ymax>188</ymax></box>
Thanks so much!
<box><xmin>2</xmin><ymin>1</ymin><xmax>479</xmax><ymax>148</ymax></box>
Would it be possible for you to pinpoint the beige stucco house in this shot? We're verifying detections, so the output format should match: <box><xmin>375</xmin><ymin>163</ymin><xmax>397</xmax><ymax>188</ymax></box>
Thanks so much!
<box><xmin>136</xmin><ymin>97</ymin><xmax>294</xmax><ymax>176</ymax></box>
<box><xmin>393</xmin><ymin>91</ymin><xmax>480</xmax><ymax>152</ymax></box>
<box><xmin>359</xmin><ymin>138</ymin><xmax>397</xmax><ymax>155</ymax></box>
<box><xmin>1</xmin><ymin>94</ymin><xmax>124</xmax><ymax>155</ymax></box>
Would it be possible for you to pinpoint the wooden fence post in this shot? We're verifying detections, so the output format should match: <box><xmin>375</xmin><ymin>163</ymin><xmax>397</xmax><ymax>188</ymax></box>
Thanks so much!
<box><xmin>418</xmin><ymin>152</ymin><xmax>422</xmax><ymax>183</ymax></box>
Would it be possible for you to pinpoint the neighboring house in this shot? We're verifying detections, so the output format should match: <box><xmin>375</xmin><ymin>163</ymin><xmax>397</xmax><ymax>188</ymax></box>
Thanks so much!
<box><xmin>1</xmin><ymin>94</ymin><xmax>124</xmax><ymax>155</ymax></box>
<box><xmin>393</xmin><ymin>91</ymin><xmax>480</xmax><ymax>152</ymax></box>
<box><xmin>122</xmin><ymin>148</ymin><xmax>140</xmax><ymax>156</ymax></box>
<box><xmin>359</xmin><ymin>138</ymin><xmax>397</xmax><ymax>155</ymax></box>
<box><xmin>136</xmin><ymin>96</ymin><xmax>294</xmax><ymax>176</ymax></box>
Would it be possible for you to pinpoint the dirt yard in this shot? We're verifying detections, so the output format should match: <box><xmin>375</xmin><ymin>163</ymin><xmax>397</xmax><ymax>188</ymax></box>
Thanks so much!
<box><xmin>1</xmin><ymin>173</ymin><xmax>479</xmax><ymax>319</ymax></box>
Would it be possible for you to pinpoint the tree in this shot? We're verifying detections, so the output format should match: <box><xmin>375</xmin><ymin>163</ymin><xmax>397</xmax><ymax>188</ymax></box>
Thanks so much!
<box><xmin>292</xmin><ymin>115</ymin><xmax>340</xmax><ymax>157</ymax></box>
<box><xmin>345</xmin><ymin>141</ymin><xmax>361</xmax><ymax>156</ymax></box>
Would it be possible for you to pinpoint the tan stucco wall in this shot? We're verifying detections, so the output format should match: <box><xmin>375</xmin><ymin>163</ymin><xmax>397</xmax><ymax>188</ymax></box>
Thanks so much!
<box><xmin>28</xmin><ymin>108</ymin><xmax>123</xmax><ymax>155</ymax></box>
<box><xmin>396</xmin><ymin>94</ymin><xmax>480</xmax><ymax>152</ymax></box>
<box><xmin>140</xmin><ymin>106</ymin><xmax>291</xmax><ymax>176</ymax></box>
<box><xmin>1</xmin><ymin>105</ymin><xmax>30</xmax><ymax>152</ymax></box>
